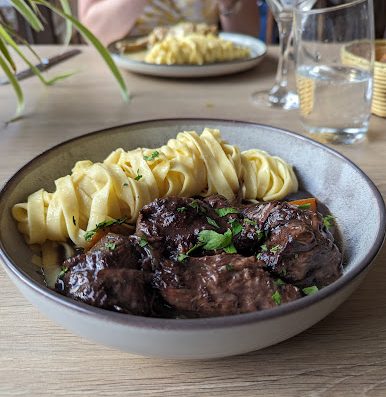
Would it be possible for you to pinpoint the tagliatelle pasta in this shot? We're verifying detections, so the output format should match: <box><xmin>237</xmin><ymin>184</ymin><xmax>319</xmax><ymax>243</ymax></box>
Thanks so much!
<box><xmin>144</xmin><ymin>33</ymin><xmax>250</xmax><ymax>65</ymax></box>
<box><xmin>12</xmin><ymin>128</ymin><xmax>298</xmax><ymax>249</ymax></box>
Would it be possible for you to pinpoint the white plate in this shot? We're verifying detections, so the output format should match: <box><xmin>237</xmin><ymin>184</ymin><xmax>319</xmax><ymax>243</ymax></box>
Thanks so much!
<box><xmin>110</xmin><ymin>32</ymin><xmax>267</xmax><ymax>78</ymax></box>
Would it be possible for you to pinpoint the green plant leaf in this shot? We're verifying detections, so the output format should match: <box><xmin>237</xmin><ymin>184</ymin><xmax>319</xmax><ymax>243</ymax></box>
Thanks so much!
<box><xmin>0</xmin><ymin>52</ymin><xmax>24</xmax><ymax>120</ymax></box>
<box><xmin>0</xmin><ymin>24</ymin><xmax>73</xmax><ymax>85</ymax></box>
<box><xmin>2</xmin><ymin>23</ymin><xmax>42</xmax><ymax>62</ymax></box>
<box><xmin>10</xmin><ymin>0</ymin><xmax>44</xmax><ymax>31</ymax></box>
<box><xmin>0</xmin><ymin>36</ymin><xmax>16</xmax><ymax>71</ymax></box>
<box><xmin>59</xmin><ymin>0</ymin><xmax>73</xmax><ymax>46</ymax></box>
<box><xmin>34</xmin><ymin>0</ymin><xmax>129</xmax><ymax>101</ymax></box>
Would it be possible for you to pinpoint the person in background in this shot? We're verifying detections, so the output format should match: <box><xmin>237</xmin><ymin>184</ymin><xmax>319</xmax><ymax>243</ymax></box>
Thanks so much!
<box><xmin>78</xmin><ymin>0</ymin><xmax>260</xmax><ymax>46</ymax></box>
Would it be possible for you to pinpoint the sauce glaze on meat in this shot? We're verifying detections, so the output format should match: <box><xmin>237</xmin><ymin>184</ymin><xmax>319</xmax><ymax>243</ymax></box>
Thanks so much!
<box><xmin>55</xmin><ymin>195</ymin><xmax>343</xmax><ymax>318</ymax></box>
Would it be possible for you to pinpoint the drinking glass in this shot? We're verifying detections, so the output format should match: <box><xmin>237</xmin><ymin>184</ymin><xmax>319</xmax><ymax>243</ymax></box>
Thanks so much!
<box><xmin>294</xmin><ymin>0</ymin><xmax>375</xmax><ymax>144</ymax></box>
<box><xmin>251</xmin><ymin>0</ymin><xmax>306</xmax><ymax>110</ymax></box>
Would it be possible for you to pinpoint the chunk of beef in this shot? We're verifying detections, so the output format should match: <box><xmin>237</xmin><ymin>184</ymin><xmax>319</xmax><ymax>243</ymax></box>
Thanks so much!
<box><xmin>136</xmin><ymin>196</ymin><xmax>264</xmax><ymax>259</ymax></box>
<box><xmin>55</xmin><ymin>233</ymin><xmax>154</xmax><ymax>315</ymax></box>
<box><xmin>204</xmin><ymin>195</ymin><xmax>264</xmax><ymax>255</ymax></box>
<box><xmin>243</xmin><ymin>202</ymin><xmax>342</xmax><ymax>287</ymax></box>
<box><xmin>136</xmin><ymin>197</ymin><xmax>229</xmax><ymax>258</ymax></box>
<box><xmin>154</xmin><ymin>254</ymin><xmax>301</xmax><ymax>317</ymax></box>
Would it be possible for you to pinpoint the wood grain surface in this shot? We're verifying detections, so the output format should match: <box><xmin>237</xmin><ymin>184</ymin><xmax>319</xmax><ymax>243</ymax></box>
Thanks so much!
<box><xmin>0</xmin><ymin>46</ymin><xmax>385</xmax><ymax>397</ymax></box>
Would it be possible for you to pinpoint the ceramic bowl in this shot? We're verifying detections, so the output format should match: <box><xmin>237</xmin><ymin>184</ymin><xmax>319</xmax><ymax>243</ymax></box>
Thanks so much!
<box><xmin>0</xmin><ymin>119</ymin><xmax>384</xmax><ymax>359</ymax></box>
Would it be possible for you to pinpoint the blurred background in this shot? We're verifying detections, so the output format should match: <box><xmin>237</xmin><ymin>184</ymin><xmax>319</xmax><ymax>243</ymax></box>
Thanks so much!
<box><xmin>0</xmin><ymin>0</ymin><xmax>384</xmax><ymax>45</ymax></box>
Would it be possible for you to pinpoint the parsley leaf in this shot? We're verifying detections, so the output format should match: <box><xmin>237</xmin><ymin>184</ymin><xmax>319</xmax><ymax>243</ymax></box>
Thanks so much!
<box><xmin>225</xmin><ymin>264</ymin><xmax>234</xmax><ymax>271</ymax></box>
<box><xmin>105</xmin><ymin>242</ymin><xmax>116</xmax><ymax>251</ymax></box>
<box><xmin>207</xmin><ymin>217</ymin><xmax>220</xmax><ymax>229</ymax></box>
<box><xmin>177</xmin><ymin>207</ymin><xmax>187</xmax><ymax>213</ymax></box>
<box><xmin>134</xmin><ymin>169</ymin><xmax>142</xmax><ymax>181</ymax></box>
<box><xmin>297</xmin><ymin>203</ymin><xmax>311</xmax><ymax>210</ymax></box>
<box><xmin>260</xmin><ymin>244</ymin><xmax>268</xmax><ymax>252</ymax></box>
<box><xmin>198</xmin><ymin>229</ymin><xmax>232</xmax><ymax>251</ymax></box>
<box><xmin>84</xmin><ymin>217</ymin><xmax>127</xmax><ymax>241</ymax></box>
<box><xmin>256</xmin><ymin>229</ymin><xmax>264</xmax><ymax>240</ymax></box>
<box><xmin>302</xmin><ymin>285</ymin><xmax>319</xmax><ymax>295</ymax></box>
<box><xmin>58</xmin><ymin>266</ymin><xmax>68</xmax><ymax>278</ymax></box>
<box><xmin>323</xmin><ymin>214</ymin><xmax>335</xmax><ymax>229</ymax></box>
<box><xmin>215</xmin><ymin>207</ymin><xmax>239</xmax><ymax>217</ymax></box>
<box><xmin>224</xmin><ymin>243</ymin><xmax>237</xmax><ymax>254</ymax></box>
<box><xmin>177</xmin><ymin>253</ymin><xmax>189</xmax><ymax>262</ymax></box>
<box><xmin>244</xmin><ymin>218</ymin><xmax>257</xmax><ymax>226</ymax></box>
<box><xmin>280</xmin><ymin>268</ymin><xmax>287</xmax><ymax>276</ymax></box>
<box><xmin>186</xmin><ymin>242</ymin><xmax>204</xmax><ymax>255</ymax></box>
<box><xmin>274</xmin><ymin>278</ymin><xmax>285</xmax><ymax>286</ymax></box>
<box><xmin>139</xmin><ymin>237</ymin><xmax>148</xmax><ymax>247</ymax></box>
<box><xmin>272</xmin><ymin>290</ymin><xmax>282</xmax><ymax>305</ymax></box>
<box><xmin>256</xmin><ymin>253</ymin><xmax>262</xmax><ymax>260</ymax></box>
<box><xmin>143</xmin><ymin>151</ymin><xmax>159</xmax><ymax>161</ymax></box>
<box><xmin>270</xmin><ymin>245</ymin><xmax>281</xmax><ymax>253</ymax></box>
<box><xmin>231</xmin><ymin>220</ymin><xmax>242</xmax><ymax>236</ymax></box>
<box><xmin>188</xmin><ymin>200</ymin><xmax>206</xmax><ymax>214</ymax></box>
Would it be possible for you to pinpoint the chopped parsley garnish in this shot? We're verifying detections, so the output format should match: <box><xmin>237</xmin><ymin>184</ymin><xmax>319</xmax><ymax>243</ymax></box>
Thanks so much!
<box><xmin>297</xmin><ymin>203</ymin><xmax>311</xmax><ymax>210</ymax></box>
<box><xmin>323</xmin><ymin>214</ymin><xmax>335</xmax><ymax>229</ymax></box>
<box><xmin>58</xmin><ymin>266</ymin><xmax>68</xmax><ymax>278</ymax></box>
<box><xmin>272</xmin><ymin>290</ymin><xmax>282</xmax><ymax>305</ymax></box>
<box><xmin>123</xmin><ymin>183</ymin><xmax>128</xmax><ymax>187</ymax></box>
<box><xmin>198</xmin><ymin>229</ymin><xmax>233</xmax><ymax>251</ymax></box>
<box><xmin>244</xmin><ymin>218</ymin><xmax>257</xmax><ymax>226</ymax></box>
<box><xmin>274</xmin><ymin>278</ymin><xmax>285</xmax><ymax>286</ymax></box>
<box><xmin>188</xmin><ymin>200</ymin><xmax>206</xmax><ymax>214</ymax></box>
<box><xmin>215</xmin><ymin>207</ymin><xmax>239</xmax><ymax>217</ymax></box>
<box><xmin>260</xmin><ymin>244</ymin><xmax>268</xmax><ymax>252</ymax></box>
<box><xmin>270</xmin><ymin>245</ymin><xmax>281</xmax><ymax>253</ymax></box>
<box><xmin>225</xmin><ymin>264</ymin><xmax>234</xmax><ymax>271</ymax></box>
<box><xmin>134</xmin><ymin>169</ymin><xmax>142</xmax><ymax>181</ymax></box>
<box><xmin>302</xmin><ymin>285</ymin><xmax>319</xmax><ymax>295</ymax></box>
<box><xmin>256</xmin><ymin>253</ymin><xmax>262</xmax><ymax>260</ymax></box>
<box><xmin>177</xmin><ymin>207</ymin><xmax>187</xmax><ymax>213</ymax></box>
<box><xmin>186</xmin><ymin>242</ymin><xmax>204</xmax><ymax>255</ymax></box>
<box><xmin>231</xmin><ymin>220</ymin><xmax>242</xmax><ymax>236</ymax></box>
<box><xmin>143</xmin><ymin>151</ymin><xmax>159</xmax><ymax>161</ymax></box>
<box><xmin>280</xmin><ymin>268</ymin><xmax>287</xmax><ymax>276</ymax></box>
<box><xmin>189</xmin><ymin>200</ymin><xmax>199</xmax><ymax>210</ymax></box>
<box><xmin>256</xmin><ymin>229</ymin><xmax>264</xmax><ymax>240</ymax></box>
<box><xmin>224</xmin><ymin>243</ymin><xmax>237</xmax><ymax>254</ymax></box>
<box><xmin>177</xmin><ymin>242</ymin><xmax>205</xmax><ymax>261</ymax></box>
<box><xmin>105</xmin><ymin>242</ymin><xmax>116</xmax><ymax>251</ymax></box>
<box><xmin>139</xmin><ymin>237</ymin><xmax>148</xmax><ymax>247</ymax></box>
<box><xmin>206</xmin><ymin>217</ymin><xmax>220</xmax><ymax>229</ymax></box>
<box><xmin>177</xmin><ymin>253</ymin><xmax>189</xmax><ymax>262</ymax></box>
<box><xmin>72</xmin><ymin>216</ymin><xmax>76</xmax><ymax>226</ymax></box>
<box><xmin>84</xmin><ymin>217</ymin><xmax>127</xmax><ymax>241</ymax></box>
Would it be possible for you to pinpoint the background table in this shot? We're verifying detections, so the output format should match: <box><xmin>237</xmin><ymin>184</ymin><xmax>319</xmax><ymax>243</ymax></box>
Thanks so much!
<box><xmin>0</xmin><ymin>46</ymin><xmax>385</xmax><ymax>397</ymax></box>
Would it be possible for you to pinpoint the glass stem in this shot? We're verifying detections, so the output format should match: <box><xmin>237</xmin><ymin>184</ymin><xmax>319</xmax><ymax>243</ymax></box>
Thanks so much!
<box><xmin>274</xmin><ymin>17</ymin><xmax>293</xmax><ymax>89</ymax></box>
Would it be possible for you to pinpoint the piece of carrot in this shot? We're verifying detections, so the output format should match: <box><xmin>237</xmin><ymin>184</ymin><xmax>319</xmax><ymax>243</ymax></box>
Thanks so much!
<box><xmin>289</xmin><ymin>198</ymin><xmax>317</xmax><ymax>212</ymax></box>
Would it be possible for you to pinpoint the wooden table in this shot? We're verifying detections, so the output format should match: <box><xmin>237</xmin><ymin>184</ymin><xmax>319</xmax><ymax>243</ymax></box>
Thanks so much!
<box><xmin>1</xmin><ymin>46</ymin><xmax>385</xmax><ymax>397</ymax></box>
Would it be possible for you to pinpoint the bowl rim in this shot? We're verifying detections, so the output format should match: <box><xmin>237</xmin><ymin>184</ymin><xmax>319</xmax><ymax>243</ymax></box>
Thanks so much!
<box><xmin>0</xmin><ymin>118</ymin><xmax>385</xmax><ymax>331</ymax></box>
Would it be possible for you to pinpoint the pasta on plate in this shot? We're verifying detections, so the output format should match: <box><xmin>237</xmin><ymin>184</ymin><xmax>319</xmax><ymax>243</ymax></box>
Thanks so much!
<box><xmin>12</xmin><ymin>128</ymin><xmax>298</xmax><ymax>250</ymax></box>
<box><xmin>144</xmin><ymin>33</ymin><xmax>250</xmax><ymax>65</ymax></box>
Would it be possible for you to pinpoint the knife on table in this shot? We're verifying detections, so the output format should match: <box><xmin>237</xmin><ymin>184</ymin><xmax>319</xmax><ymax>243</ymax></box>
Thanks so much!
<box><xmin>0</xmin><ymin>48</ymin><xmax>82</xmax><ymax>86</ymax></box>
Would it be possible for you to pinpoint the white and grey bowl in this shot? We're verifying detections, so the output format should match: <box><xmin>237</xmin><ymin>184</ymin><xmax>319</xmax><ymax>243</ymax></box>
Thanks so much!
<box><xmin>0</xmin><ymin>119</ymin><xmax>384</xmax><ymax>359</ymax></box>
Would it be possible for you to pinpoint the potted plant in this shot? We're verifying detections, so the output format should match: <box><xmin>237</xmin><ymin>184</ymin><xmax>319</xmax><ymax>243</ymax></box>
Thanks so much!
<box><xmin>0</xmin><ymin>0</ymin><xmax>128</xmax><ymax>120</ymax></box>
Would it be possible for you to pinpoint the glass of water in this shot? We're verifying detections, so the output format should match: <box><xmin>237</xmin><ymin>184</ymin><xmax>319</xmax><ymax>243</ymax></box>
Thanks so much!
<box><xmin>293</xmin><ymin>0</ymin><xmax>375</xmax><ymax>144</ymax></box>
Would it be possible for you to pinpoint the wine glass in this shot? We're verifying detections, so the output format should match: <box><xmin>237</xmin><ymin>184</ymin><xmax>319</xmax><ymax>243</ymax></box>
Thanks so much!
<box><xmin>252</xmin><ymin>0</ymin><xmax>314</xmax><ymax>110</ymax></box>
